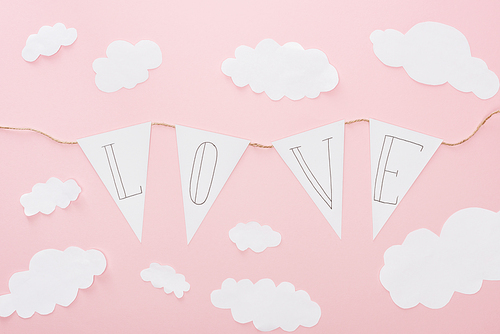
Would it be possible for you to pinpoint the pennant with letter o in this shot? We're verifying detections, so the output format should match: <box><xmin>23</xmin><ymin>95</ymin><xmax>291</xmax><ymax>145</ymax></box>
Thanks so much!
<box><xmin>176</xmin><ymin>125</ymin><xmax>250</xmax><ymax>244</ymax></box>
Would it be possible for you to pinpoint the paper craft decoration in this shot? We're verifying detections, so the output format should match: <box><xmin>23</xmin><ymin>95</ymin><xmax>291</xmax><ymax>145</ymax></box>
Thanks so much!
<box><xmin>380</xmin><ymin>207</ymin><xmax>500</xmax><ymax>309</ymax></box>
<box><xmin>273</xmin><ymin>121</ymin><xmax>344</xmax><ymax>238</ymax></box>
<box><xmin>22</xmin><ymin>23</ymin><xmax>77</xmax><ymax>62</ymax></box>
<box><xmin>370</xmin><ymin>119</ymin><xmax>441</xmax><ymax>239</ymax></box>
<box><xmin>211</xmin><ymin>278</ymin><xmax>321</xmax><ymax>332</ymax></box>
<box><xmin>20</xmin><ymin>177</ymin><xmax>81</xmax><ymax>216</ymax></box>
<box><xmin>222</xmin><ymin>38</ymin><xmax>339</xmax><ymax>101</ymax></box>
<box><xmin>141</xmin><ymin>263</ymin><xmax>190</xmax><ymax>298</ymax></box>
<box><xmin>92</xmin><ymin>40</ymin><xmax>162</xmax><ymax>93</ymax></box>
<box><xmin>0</xmin><ymin>247</ymin><xmax>106</xmax><ymax>318</ymax></box>
<box><xmin>176</xmin><ymin>125</ymin><xmax>249</xmax><ymax>244</ymax></box>
<box><xmin>78</xmin><ymin>122</ymin><xmax>151</xmax><ymax>242</ymax></box>
<box><xmin>229</xmin><ymin>222</ymin><xmax>281</xmax><ymax>253</ymax></box>
<box><xmin>370</xmin><ymin>22</ymin><xmax>499</xmax><ymax>99</ymax></box>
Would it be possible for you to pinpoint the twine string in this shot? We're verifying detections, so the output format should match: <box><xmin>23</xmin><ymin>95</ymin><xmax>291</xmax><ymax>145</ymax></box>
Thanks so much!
<box><xmin>345</xmin><ymin>118</ymin><xmax>369</xmax><ymax>125</ymax></box>
<box><xmin>0</xmin><ymin>126</ymin><xmax>78</xmax><ymax>145</ymax></box>
<box><xmin>441</xmin><ymin>110</ymin><xmax>500</xmax><ymax>146</ymax></box>
<box><xmin>1</xmin><ymin>110</ymin><xmax>498</xmax><ymax>148</ymax></box>
<box><xmin>151</xmin><ymin>122</ymin><xmax>175</xmax><ymax>129</ymax></box>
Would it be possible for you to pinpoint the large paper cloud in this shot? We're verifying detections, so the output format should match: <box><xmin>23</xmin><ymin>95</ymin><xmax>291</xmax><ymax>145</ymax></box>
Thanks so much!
<box><xmin>380</xmin><ymin>207</ymin><xmax>500</xmax><ymax>309</ymax></box>
<box><xmin>229</xmin><ymin>222</ymin><xmax>281</xmax><ymax>253</ymax></box>
<box><xmin>22</xmin><ymin>23</ymin><xmax>77</xmax><ymax>62</ymax></box>
<box><xmin>20</xmin><ymin>177</ymin><xmax>81</xmax><ymax>216</ymax></box>
<box><xmin>222</xmin><ymin>39</ymin><xmax>339</xmax><ymax>101</ymax></box>
<box><xmin>370</xmin><ymin>22</ymin><xmax>499</xmax><ymax>99</ymax></box>
<box><xmin>93</xmin><ymin>40</ymin><xmax>162</xmax><ymax>93</ymax></box>
<box><xmin>211</xmin><ymin>278</ymin><xmax>321</xmax><ymax>332</ymax></box>
<box><xmin>140</xmin><ymin>263</ymin><xmax>190</xmax><ymax>298</ymax></box>
<box><xmin>0</xmin><ymin>247</ymin><xmax>106</xmax><ymax>318</ymax></box>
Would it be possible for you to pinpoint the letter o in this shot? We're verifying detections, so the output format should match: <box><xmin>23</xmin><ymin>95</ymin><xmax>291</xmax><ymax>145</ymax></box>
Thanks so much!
<box><xmin>189</xmin><ymin>142</ymin><xmax>218</xmax><ymax>205</ymax></box>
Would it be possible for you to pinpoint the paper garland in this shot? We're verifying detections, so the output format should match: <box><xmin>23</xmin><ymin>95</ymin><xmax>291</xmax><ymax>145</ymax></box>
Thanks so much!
<box><xmin>4</xmin><ymin>110</ymin><xmax>496</xmax><ymax>243</ymax></box>
<box><xmin>74</xmin><ymin>119</ymin><xmax>443</xmax><ymax>243</ymax></box>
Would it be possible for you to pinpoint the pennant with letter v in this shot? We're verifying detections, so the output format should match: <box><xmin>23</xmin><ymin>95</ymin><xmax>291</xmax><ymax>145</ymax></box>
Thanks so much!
<box><xmin>370</xmin><ymin>119</ymin><xmax>442</xmax><ymax>239</ymax></box>
<box><xmin>273</xmin><ymin>120</ymin><xmax>345</xmax><ymax>239</ymax></box>
<box><xmin>78</xmin><ymin>122</ymin><xmax>151</xmax><ymax>242</ymax></box>
<box><xmin>176</xmin><ymin>125</ymin><xmax>250</xmax><ymax>244</ymax></box>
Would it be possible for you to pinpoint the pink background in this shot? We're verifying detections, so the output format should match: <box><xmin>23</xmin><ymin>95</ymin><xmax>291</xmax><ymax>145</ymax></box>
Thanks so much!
<box><xmin>1</xmin><ymin>0</ymin><xmax>500</xmax><ymax>332</ymax></box>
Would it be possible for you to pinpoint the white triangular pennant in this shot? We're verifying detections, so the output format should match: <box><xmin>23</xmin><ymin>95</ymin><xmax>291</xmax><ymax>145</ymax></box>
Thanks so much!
<box><xmin>272</xmin><ymin>121</ymin><xmax>345</xmax><ymax>238</ymax></box>
<box><xmin>370</xmin><ymin>119</ymin><xmax>442</xmax><ymax>239</ymax></box>
<box><xmin>176</xmin><ymin>125</ymin><xmax>250</xmax><ymax>244</ymax></box>
<box><xmin>78</xmin><ymin>122</ymin><xmax>151</xmax><ymax>242</ymax></box>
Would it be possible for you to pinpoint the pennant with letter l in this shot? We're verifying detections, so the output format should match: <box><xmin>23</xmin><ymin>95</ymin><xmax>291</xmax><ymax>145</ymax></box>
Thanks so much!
<box><xmin>370</xmin><ymin>119</ymin><xmax>442</xmax><ymax>239</ymax></box>
<box><xmin>176</xmin><ymin>125</ymin><xmax>250</xmax><ymax>244</ymax></box>
<box><xmin>78</xmin><ymin>122</ymin><xmax>151</xmax><ymax>242</ymax></box>
<box><xmin>273</xmin><ymin>120</ymin><xmax>345</xmax><ymax>239</ymax></box>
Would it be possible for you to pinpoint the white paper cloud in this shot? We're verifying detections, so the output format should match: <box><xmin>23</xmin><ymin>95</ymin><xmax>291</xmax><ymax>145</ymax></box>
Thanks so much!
<box><xmin>0</xmin><ymin>247</ymin><xmax>106</xmax><ymax>318</ymax></box>
<box><xmin>22</xmin><ymin>23</ymin><xmax>77</xmax><ymax>62</ymax></box>
<box><xmin>229</xmin><ymin>222</ymin><xmax>281</xmax><ymax>253</ymax></box>
<box><xmin>20</xmin><ymin>177</ymin><xmax>81</xmax><ymax>216</ymax></box>
<box><xmin>92</xmin><ymin>40</ymin><xmax>162</xmax><ymax>93</ymax></box>
<box><xmin>222</xmin><ymin>39</ymin><xmax>339</xmax><ymax>101</ymax></box>
<box><xmin>370</xmin><ymin>22</ymin><xmax>499</xmax><ymax>99</ymax></box>
<box><xmin>380</xmin><ymin>207</ymin><xmax>500</xmax><ymax>309</ymax></box>
<box><xmin>141</xmin><ymin>263</ymin><xmax>190</xmax><ymax>298</ymax></box>
<box><xmin>211</xmin><ymin>278</ymin><xmax>321</xmax><ymax>332</ymax></box>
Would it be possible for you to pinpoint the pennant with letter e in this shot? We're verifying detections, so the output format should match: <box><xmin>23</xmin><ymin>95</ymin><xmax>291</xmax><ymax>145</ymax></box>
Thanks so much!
<box><xmin>370</xmin><ymin>119</ymin><xmax>441</xmax><ymax>239</ymax></box>
<box><xmin>273</xmin><ymin>120</ymin><xmax>345</xmax><ymax>239</ymax></box>
<box><xmin>176</xmin><ymin>125</ymin><xmax>250</xmax><ymax>244</ymax></box>
<box><xmin>78</xmin><ymin>122</ymin><xmax>151</xmax><ymax>242</ymax></box>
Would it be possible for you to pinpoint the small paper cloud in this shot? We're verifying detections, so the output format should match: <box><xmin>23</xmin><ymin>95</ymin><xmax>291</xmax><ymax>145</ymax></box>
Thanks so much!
<box><xmin>141</xmin><ymin>263</ymin><xmax>190</xmax><ymax>298</ymax></box>
<box><xmin>93</xmin><ymin>40</ymin><xmax>162</xmax><ymax>93</ymax></box>
<box><xmin>380</xmin><ymin>207</ymin><xmax>500</xmax><ymax>309</ymax></box>
<box><xmin>20</xmin><ymin>177</ymin><xmax>81</xmax><ymax>216</ymax></box>
<box><xmin>0</xmin><ymin>247</ymin><xmax>106</xmax><ymax>318</ymax></box>
<box><xmin>370</xmin><ymin>22</ymin><xmax>499</xmax><ymax>99</ymax></box>
<box><xmin>22</xmin><ymin>23</ymin><xmax>77</xmax><ymax>62</ymax></box>
<box><xmin>229</xmin><ymin>222</ymin><xmax>281</xmax><ymax>253</ymax></box>
<box><xmin>211</xmin><ymin>278</ymin><xmax>321</xmax><ymax>332</ymax></box>
<box><xmin>222</xmin><ymin>39</ymin><xmax>339</xmax><ymax>101</ymax></box>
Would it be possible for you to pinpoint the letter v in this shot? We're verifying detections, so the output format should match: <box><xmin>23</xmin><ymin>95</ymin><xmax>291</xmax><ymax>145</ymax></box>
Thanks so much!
<box><xmin>289</xmin><ymin>137</ymin><xmax>333</xmax><ymax>209</ymax></box>
<box><xmin>273</xmin><ymin>121</ymin><xmax>345</xmax><ymax>239</ymax></box>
